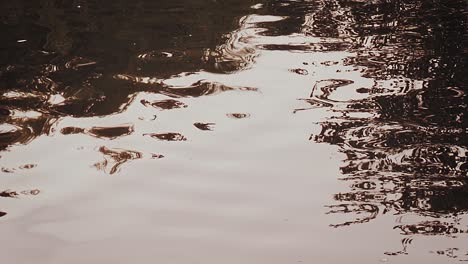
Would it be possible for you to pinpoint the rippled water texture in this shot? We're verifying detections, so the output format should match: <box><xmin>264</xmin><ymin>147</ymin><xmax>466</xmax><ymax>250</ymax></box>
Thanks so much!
<box><xmin>1</xmin><ymin>0</ymin><xmax>467</xmax><ymax>263</ymax></box>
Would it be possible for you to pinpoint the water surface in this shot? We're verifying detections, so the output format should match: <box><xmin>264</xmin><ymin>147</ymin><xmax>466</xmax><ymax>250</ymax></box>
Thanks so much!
<box><xmin>0</xmin><ymin>0</ymin><xmax>467</xmax><ymax>263</ymax></box>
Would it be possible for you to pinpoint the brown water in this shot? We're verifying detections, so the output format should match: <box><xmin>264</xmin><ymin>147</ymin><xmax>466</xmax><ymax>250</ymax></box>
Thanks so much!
<box><xmin>1</xmin><ymin>0</ymin><xmax>467</xmax><ymax>263</ymax></box>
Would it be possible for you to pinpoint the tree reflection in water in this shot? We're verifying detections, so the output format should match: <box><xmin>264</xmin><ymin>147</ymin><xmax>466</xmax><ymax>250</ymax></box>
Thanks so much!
<box><xmin>297</xmin><ymin>0</ymin><xmax>467</xmax><ymax>250</ymax></box>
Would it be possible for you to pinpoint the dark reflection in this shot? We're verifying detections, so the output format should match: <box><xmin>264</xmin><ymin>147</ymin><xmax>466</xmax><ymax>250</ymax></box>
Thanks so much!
<box><xmin>0</xmin><ymin>0</ymin><xmax>262</xmax><ymax>150</ymax></box>
<box><xmin>395</xmin><ymin>221</ymin><xmax>467</xmax><ymax>236</ymax></box>
<box><xmin>289</xmin><ymin>68</ymin><xmax>309</xmax><ymax>75</ymax></box>
<box><xmin>118</xmin><ymin>78</ymin><xmax>259</xmax><ymax>98</ymax></box>
<box><xmin>1</xmin><ymin>164</ymin><xmax>37</xmax><ymax>173</ymax></box>
<box><xmin>159</xmin><ymin>81</ymin><xmax>258</xmax><ymax>98</ymax></box>
<box><xmin>140</xmin><ymin>99</ymin><xmax>187</xmax><ymax>110</ymax></box>
<box><xmin>194</xmin><ymin>122</ymin><xmax>215</xmax><ymax>131</ymax></box>
<box><xmin>0</xmin><ymin>189</ymin><xmax>40</xmax><ymax>198</ymax></box>
<box><xmin>151</xmin><ymin>154</ymin><xmax>165</xmax><ymax>159</ymax></box>
<box><xmin>143</xmin><ymin>132</ymin><xmax>187</xmax><ymax>142</ymax></box>
<box><xmin>95</xmin><ymin>146</ymin><xmax>142</xmax><ymax>175</ymax></box>
<box><xmin>256</xmin><ymin>0</ymin><xmax>467</xmax><ymax>258</ymax></box>
<box><xmin>227</xmin><ymin>113</ymin><xmax>251</xmax><ymax>119</ymax></box>
<box><xmin>61</xmin><ymin>124</ymin><xmax>134</xmax><ymax>139</ymax></box>
<box><xmin>277</xmin><ymin>0</ymin><xmax>467</xmax><ymax>246</ymax></box>
<box><xmin>0</xmin><ymin>190</ymin><xmax>19</xmax><ymax>198</ymax></box>
<box><xmin>0</xmin><ymin>117</ymin><xmax>55</xmax><ymax>151</ymax></box>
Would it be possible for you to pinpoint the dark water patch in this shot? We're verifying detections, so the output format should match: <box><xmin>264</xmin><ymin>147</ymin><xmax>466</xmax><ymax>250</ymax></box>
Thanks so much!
<box><xmin>0</xmin><ymin>123</ymin><xmax>38</xmax><ymax>150</ymax></box>
<box><xmin>289</xmin><ymin>68</ymin><xmax>309</xmax><ymax>75</ymax></box>
<box><xmin>294</xmin><ymin>99</ymin><xmax>334</xmax><ymax>113</ymax></box>
<box><xmin>151</xmin><ymin>154</ymin><xmax>165</xmax><ymax>159</ymax></box>
<box><xmin>259</xmin><ymin>42</ymin><xmax>352</xmax><ymax>52</ymax></box>
<box><xmin>87</xmin><ymin>125</ymin><xmax>134</xmax><ymax>139</ymax></box>
<box><xmin>116</xmin><ymin>76</ymin><xmax>258</xmax><ymax>98</ymax></box>
<box><xmin>194</xmin><ymin>122</ymin><xmax>215</xmax><ymax>131</ymax></box>
<box><xmin>94</xmin><ymin>146</ymin><xmax>142</xmax><ymax>175</ymax></box>
<box><xmin>0</xmin><ymin>0</ymin><xmax>261</xmax><ymax>150</ymax></box>
<box><xmin>144</xmin><ymin>133</ymin><xmax>187</xmax><ymax>142</ymax></box>
<box><xmin>227</xmin><ymin>113</ymin><xmax>250</xmax><ymax>119</ymax></box>
<box><xmin>140</xmin><ymin>99</ymin><xmax>187</xmax><ymax>110</ymax></box>
<box><xmin>60</xmin><ymin>127</ymin><xmax>85</xmax><ymax>135</ymax></box>
<box><xmin>137</xmin><ymin>51</ymin><xmax>181</xmax><ymax>61</ymax></box>
<box><xmin>310</xmin><ymin>79</ymin><xmax>355</xmax><ymax>101</ymax></box>
<box><xmin>0</xmin><ymin>108</ymin><xmax>11</xmax><ymax>117</ymax></box>
<box><xmin>326</xmin><ymin>203</ymin><xmax>379</xmax><ymax>227</ymax></box>
<box><xmin>0</xmin><ymin>189</ymin><xmax>40</xmax><ymax>198</ymax></box>
<box><xmin>0</xmin><ymin>190</ymin><xmax>18</xmax><ymax>198</ymax></box>
<box><xmin>0</xmin><ymin>164</ymin><xmax>37</xmax><ymax>174</ymax></box>
<box><xmin>395</xmin><ymin>221</ymin><xmax>467</xmax><ymax>236</ymax></box>
<box><xmin>63</xmin><ymin>57</ymin><xmax>97</xmax><ymax>70</ymax></box>
<box><xmin>251</xmin><ymin>0</ymin><xmax>468</xmax><ymax>259</ymax></box>
<box><xmin>161</xmin><ymin>81</ymin><xmax>258</xmax><ymax>98</ymax></box>
<box><xmin>294</xmin><ymin>78</ymin><xmax>368</xmax><ymax>113</ymax></box>
<box><xmin>321</xmin><ymin>61</ymin><xmax>339</xmax><ymax>66</ymax></box>
<box><xmin>312</xmin><ymin>121</ymin><xmax>466</xmax><ymax>176</ymax></box>
<box><xmin>1</xmin><ymin>168</ymin><xmax>14</xmax><ymax>173</ymax></box>
<box><xmin>297</xmin><ymin>0</ymin><xmax>467</xmax><ymax>233</ymax></box>
<box><xmin>61</xmin><ymin>125</ymin><xmax>134</xmax><ymax>139</ymax></box>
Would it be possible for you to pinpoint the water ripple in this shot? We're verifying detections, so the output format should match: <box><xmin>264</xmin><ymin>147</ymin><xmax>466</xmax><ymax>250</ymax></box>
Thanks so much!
<box><xmin>94</xmin><ymin>146</ymin><xmax>143</xmax><ymax>175</ymax></box>
<box><xmin>143</xmin><ymin>132</ymin><xmax>187</xmax><ymax>142</ymax></box>
<box><xmin>61</xmin><ymin>125</ymin><xmax>134</xmax><ymax>140</ymax></box>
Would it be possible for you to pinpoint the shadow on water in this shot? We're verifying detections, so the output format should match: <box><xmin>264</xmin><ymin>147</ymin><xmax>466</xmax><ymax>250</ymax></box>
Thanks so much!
<box><xmin>0</xmin><ymin>0</ymin><xmax>467</xmax><ymax>261</ymax></box>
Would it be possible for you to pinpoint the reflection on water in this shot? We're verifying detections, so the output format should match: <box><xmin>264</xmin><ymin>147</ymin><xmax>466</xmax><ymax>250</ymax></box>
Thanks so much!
<box><xmin>226</xmin><ymin>113</ymin><xmax>251</xmax><ymax>119</ymax></box>
<box><xmin>143</xmin><ymin>132</ymin><xmax>188</xmax><ymax>142</ymax></box>
<box><xmin>94</xmin><ymin>146</ymin><xmax>142</xmax><ymax>175</ymax></box>
<box><xmin>61</xmin><ymin>124</ymin><xmax>134</xmax><ymax>139</ymax></box>
<box><xmin>140</xmin><ymin>99</ymin><xmax>188</xmax><ymax>110</ymax></box>
<box><xmin>0</xmin><ymin>0</ymin><xmax>466</xmax><ymax>262</ymax></box>
<box><xmin>1</xmin><ymin>189</ymin><xmax>40</xmax><ymax>198</ymax></box>
<box><xmin>303</xmin><ymin>0</ymin><xmax>467</xmax><ymax>229</ymax></box>
<box><xmin>194</xmin><ymin>122</ymin><xmax>215</xmax><ymax>131</ymax></box>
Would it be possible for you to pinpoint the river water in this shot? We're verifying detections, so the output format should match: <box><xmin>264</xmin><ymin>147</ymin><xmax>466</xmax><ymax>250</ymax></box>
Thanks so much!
<box><xmin>0</xmin><ymin>0</ymin><xmax>466</xmax><ymax>263</ymax></box>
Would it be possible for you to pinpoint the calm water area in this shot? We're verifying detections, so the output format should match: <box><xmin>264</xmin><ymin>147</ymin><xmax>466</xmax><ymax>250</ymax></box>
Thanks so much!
<box><xmin>0</xmin><ymin>0</ymin><xmax>467</xmax><ymax>263</ymax></box>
